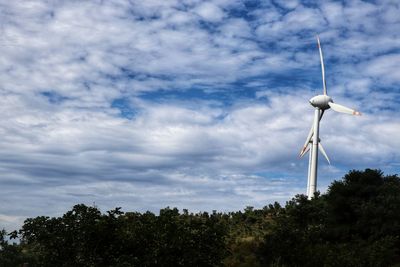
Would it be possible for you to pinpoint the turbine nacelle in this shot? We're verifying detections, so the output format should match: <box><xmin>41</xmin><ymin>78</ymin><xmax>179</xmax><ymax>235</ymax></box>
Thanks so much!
<box><xmin>309</xmin><ymin>95</ymin><xmax>332</xmax><ymax>110</ymax></box>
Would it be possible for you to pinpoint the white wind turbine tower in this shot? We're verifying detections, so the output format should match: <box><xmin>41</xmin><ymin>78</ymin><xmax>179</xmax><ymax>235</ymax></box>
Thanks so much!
<box><xmin>299</xmin><ymin>36</ymin><xmax>361</xmax><ymax>199</ymax></box>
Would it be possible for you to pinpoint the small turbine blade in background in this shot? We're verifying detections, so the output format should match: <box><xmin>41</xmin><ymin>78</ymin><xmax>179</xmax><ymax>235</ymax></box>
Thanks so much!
<box><xmin>318</xmin><ymin>142</ymin><xmax>331</xmax><ymax>164</ymax></box>
<box><xmin>299</xmin><ymin>110</ymin><xmax>324</xmax><ymax>158</ymax></box>
<box><xmin>299</xmin><ymin>124</ymin><xmax>313</xmax><ymax>157</ymax></box>
<box><xmin>328</xmin><ymin>102</ymin><xmax>361</xmax><ymax>116</ymax></box>
<box><xmin>319</xmin><ymin>109</ymin><xmax>325</xmax><ymax>121</ymax></box>
<box><xmin>301</xmin><ymin>144</ymin><xmax>311</xmax><ymax>158</ymax></box>
<box><xmin>317</xmin><ymin>35</ymin><xmax>327</xmax><ymax>96</ymax></box>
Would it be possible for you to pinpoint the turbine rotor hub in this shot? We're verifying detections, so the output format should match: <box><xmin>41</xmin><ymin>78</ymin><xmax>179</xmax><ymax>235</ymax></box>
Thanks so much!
<box><xmin>309</xmin><ymin>95</ymin><xmax>332</xmax><ymax>110</ymax></box>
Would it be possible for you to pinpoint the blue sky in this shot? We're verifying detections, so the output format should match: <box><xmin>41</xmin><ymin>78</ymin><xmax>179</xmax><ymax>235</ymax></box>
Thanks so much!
<box><xmin>0</xmin><ymin>0</ymin><xmax>400</xmax><ymax>230</ymax></box>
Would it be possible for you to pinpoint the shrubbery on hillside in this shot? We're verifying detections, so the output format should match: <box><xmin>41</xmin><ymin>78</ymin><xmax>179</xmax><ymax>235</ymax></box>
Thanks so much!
<box><xmin>1</xmin><ymin>169</ymin><xmax>400</xmax><ymax>266</ymax></box>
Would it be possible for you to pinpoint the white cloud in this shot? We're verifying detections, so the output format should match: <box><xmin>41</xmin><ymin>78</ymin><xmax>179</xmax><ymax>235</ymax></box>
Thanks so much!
<box><xmin>0</xmin><ymin>0</ymin><xmax>399</xmax><ymax>232</ymax></box>
<box><xmin>365</xmin><ymin>54</ymin><xmax>400</xmax><ymax>83</ymax></box>
<box><xmin>194</xmin><ymin>2</ymin><xmax>225</xmax><ymax>22</ymax></box>
<box><xmin>274</xmin><ymin>0</ymin><xmax>300</xmax><ymax>10</ymax></box>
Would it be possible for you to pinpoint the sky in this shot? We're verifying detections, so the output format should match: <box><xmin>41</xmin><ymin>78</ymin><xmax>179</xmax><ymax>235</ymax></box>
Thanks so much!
<box><xmin>0</xmin><ymin>0</ymin><xmax>400</xmax><ymax>231</ymax></box>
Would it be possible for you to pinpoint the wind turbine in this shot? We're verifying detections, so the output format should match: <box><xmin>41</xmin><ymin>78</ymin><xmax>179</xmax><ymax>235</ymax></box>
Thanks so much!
<box><xmin>299</xmin><ymin>36</ymin><xmax>361</xmax><ymax>199</ymax></box>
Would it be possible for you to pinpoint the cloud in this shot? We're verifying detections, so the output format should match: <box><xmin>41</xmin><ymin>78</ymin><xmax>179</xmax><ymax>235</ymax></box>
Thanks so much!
<box><xmin>194</xmin><ymin>2</ymin><xmax>225</xmax><ymax>22</ymax></box>
<box><xmin>365</xmin><ymin>54</ymin><xmax>400</xmax><ymax>83</ymax></box>
<box><xmin>0</xmin><ymin>0</ymin><xmax>399</xmax><ymax>231</ymax></box>
<box><xmin>274</xmin><ymin>0</ymin><xmax>300</xmax><ymax>10</ymax></box>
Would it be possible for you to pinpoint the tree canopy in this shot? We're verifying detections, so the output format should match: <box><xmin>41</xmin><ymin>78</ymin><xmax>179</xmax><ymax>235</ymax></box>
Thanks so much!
<box><xmin>1</xmin><ymin>169</ymin><xmax>400</xmax><ymax>266</ymax></box>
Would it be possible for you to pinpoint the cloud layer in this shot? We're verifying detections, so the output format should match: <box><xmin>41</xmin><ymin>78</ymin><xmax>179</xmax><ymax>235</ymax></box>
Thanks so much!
<box><xmin>0</xmin><ymin>0</ymin><xmax>399</xmax><ymax>231</ymax></box>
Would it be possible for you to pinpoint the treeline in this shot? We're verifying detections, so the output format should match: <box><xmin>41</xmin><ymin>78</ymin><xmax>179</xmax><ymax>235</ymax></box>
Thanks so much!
<box><xmin>1</xmin><ymin>169</ymin><xmax>400</xmax><ymax>266</ymax></box>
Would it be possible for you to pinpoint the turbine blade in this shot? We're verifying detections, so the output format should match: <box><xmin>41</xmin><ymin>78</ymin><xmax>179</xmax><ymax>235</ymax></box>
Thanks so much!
<box><xmin>317</xmin><ymin>35</ymin><xmax>327</xmax><ymax>95</ymax></box>
<box><xmin>300</xmin><ymin>143</ymin><xmax>311</xmax><ymax>158</ymax></box>
<box><xmin>328</xmin><ymin>102</ymin><xmax>361</xmax><ymax>116</ymax></box>
<box><xmin>299</xmin><ymin>110</ymin><xmax>324</xmax><ymax>158</ymax></box>
<box><xmin>319</xmin><ymin>109</ymin><xmax>325</xmax><ymax>121</ymax></box>
<box><xmin>318</xmin><ymin>142</ymin><xmax>331</xmax><ymax>164</ymax></box>
<box><xmin>299</xmin><ymin>124</ymin><xmax>313</xmax><ymax>157</ymax></box>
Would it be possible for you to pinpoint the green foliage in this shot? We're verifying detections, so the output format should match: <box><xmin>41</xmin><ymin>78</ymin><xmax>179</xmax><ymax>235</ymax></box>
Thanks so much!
<box><xmin>3</xmin><ymin>169</ymin><xmax>400</xmax><ymax>266</ymax></box>
<box><xmin>0</xmin><ymin>229</ymin><xmax>30</xmax><ymax>267</ymax></box>
<box><xmin>223</xmin><ymin>204</ymin><xmax>281</xmax><ymax>267</ymax></box>
<box><xmin>18</xmin><ymin>206</ymin><xmax>227</xmax><ymax>267</ymax></box>
<box><xmin>261</xmin><ymin>169</ymin><xmax>400</xmax><ymax>267</ymax></box>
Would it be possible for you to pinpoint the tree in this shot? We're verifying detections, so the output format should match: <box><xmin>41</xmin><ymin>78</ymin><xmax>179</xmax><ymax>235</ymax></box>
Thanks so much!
<box><xmin>0</xmin><ymin>229</ymin><xmax>28</xmax><ymax>266</ymax></box>
<box><xmin>260</xmin><ymin>169</ymin><xmax>400</xmax><ymax>267</ymax></box>
<box><xmin>18</xmin><ymin>205</ymin><xmax>227</xmax><ymax>267</ymax></box>
<box><xmin>11</xmin><ymin>169</ymin><xmax>400</xmax><ymax>266</ymax></box>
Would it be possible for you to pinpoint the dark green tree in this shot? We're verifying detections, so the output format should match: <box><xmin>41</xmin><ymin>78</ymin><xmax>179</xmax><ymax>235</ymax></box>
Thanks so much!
<box><xmin>0</xmin><ymin>229</ymin><xmax>28</xmax><ymax>267</ymax></box>
<box><xmin>260</xmin><ymin>169</ymin><xmax>400</xmax><ymax>267</ymax></box>
<box><xmin>10</xmin><ymin>169</ymin><xmax>400</xmax><ymax>267</ymax></box>
<box><xmin>18</xmin><ymin>205</ymin><xmax>227</xmax><ymax>267</ymax></box>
